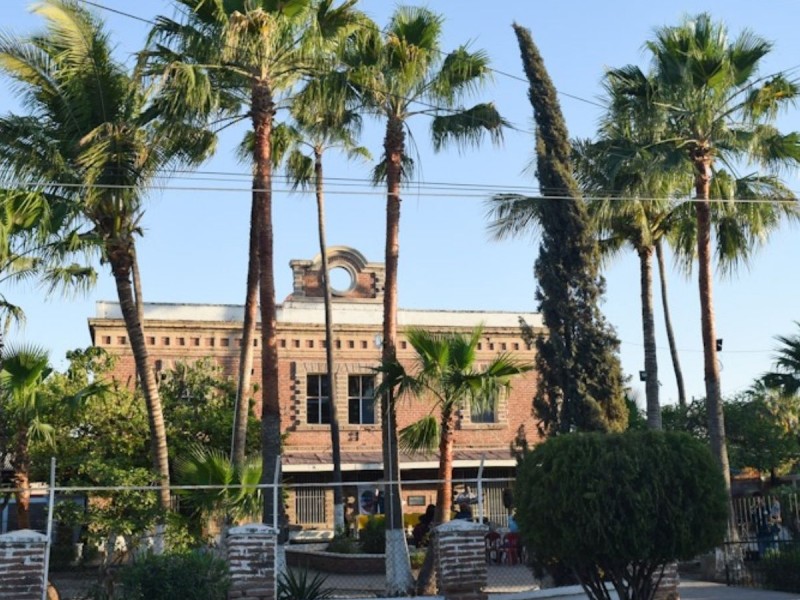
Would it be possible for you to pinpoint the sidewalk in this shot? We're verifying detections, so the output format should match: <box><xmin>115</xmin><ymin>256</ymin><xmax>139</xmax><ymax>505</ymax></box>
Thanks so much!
<box><xmin>681</xmin><ymin>579</ymin><xmax>800</xmax><ymax>600</ymax></box>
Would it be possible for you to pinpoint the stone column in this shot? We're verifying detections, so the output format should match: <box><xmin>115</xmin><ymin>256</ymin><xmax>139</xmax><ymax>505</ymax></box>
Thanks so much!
<box><xmin>433</xmin><ymin>520</ymin><xmax>487</xmax><ymax>600</ymax></box>
<box><xmin>227</xmin><ymin>524</ymin><xmax>278</xmax><ymax>600</ymax></box>
<box><xmin>0</xmin><ymin>530</ymin><xmax>48</xmax><ymax>600</ymax></box>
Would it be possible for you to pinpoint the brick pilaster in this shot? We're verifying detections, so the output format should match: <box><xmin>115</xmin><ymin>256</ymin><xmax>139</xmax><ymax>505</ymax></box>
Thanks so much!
<box><xmin>653</xmin><ymin>561</ymin><xmax>680</xmax><ymax>600</ymax></box>
<box><xmin>227</xmin><ymin>524</ymin><xmax>277</xmax><ymax>600</ymax></box>
<box><xmin>433</xmin><ymin>520</ymin><xmax>487</xmax><ymax>600</ymax></box>
<box><xmin>0</xmin><ymin>530</ymin><xmax>48</xmax><ymax>600</ymax></box>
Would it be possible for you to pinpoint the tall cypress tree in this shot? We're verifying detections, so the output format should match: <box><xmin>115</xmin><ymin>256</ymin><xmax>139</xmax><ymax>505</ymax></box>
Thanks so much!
<box><xmin>490</xmin><ymin>24</ymin><xmax>627</xmax><ymax>436</ymax></box>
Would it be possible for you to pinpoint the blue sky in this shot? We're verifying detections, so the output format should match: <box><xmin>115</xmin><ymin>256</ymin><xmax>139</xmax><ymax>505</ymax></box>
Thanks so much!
<box><xmin>3</xmin><ymin>0</ymin><xmax>800</xmax><ymax>409</ymax></box>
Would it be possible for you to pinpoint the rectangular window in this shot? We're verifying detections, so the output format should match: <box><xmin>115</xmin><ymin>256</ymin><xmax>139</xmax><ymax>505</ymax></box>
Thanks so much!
<box><xmin>306</xmin><ymin>375</ymin><xmax>331</xmax><ymax>424</ymax></box>
<box><xmin>348</xmin><ymin>375</ymin><xmax>376</xmax><ymax>425</ymax></box>
<box><xmin>470</xmin><ymin>396</ymin><xmax>497</xmax><ymax>423</ymax></box>
<box><xmin>295</xmin><ymin>487</ymin><xmax>326</xmax><ymax>524</ymax></box>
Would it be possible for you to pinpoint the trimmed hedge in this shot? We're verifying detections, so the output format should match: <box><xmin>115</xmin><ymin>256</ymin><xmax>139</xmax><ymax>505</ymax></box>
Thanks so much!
<box><xmin>515</xmin><ymin>431</ymin><xmax>728</xmax><ymax>600</ymax></box>
<box><xmin>762</xmin><ymin>545</ymin><xmax>800</xmax><ymax>593</ymax></box>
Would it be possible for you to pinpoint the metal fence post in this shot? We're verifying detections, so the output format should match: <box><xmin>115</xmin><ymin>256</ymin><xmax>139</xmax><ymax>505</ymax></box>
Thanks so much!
<box><xmin>42</xmin><ymin>456</ymin><xmax>56</xmax><ymax>600</ymax></box>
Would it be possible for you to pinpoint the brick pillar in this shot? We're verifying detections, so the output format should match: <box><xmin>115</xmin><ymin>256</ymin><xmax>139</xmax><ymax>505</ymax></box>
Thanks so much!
<box><xmin>227</xmin><ymin>524</ymin><xmax>278</xmax><ymax>600</ymax></box>
<box><xmin>0</xmin><ymin>530</ymin><xmax>48</xmax><ymax>600</ymax></box>
<box><xmin>653</xmin><ymin>561</ymin><xmax>680</xmax><ymax>600</ymax></box>
<box><xmin>433</xmin><ymin>520</ymin><xmax>487</xmax><ymax>600</ymax></box>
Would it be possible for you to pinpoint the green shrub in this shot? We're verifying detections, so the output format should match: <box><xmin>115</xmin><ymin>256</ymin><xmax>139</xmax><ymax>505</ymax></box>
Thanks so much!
<box><xmin>326</xmin><ymin>533</ymin><xmax>360</xmax><ymax>554</ymax></box>
<box><xmin>516</xmin><ymin>431</ymin><xmax>728</xmax><ymax>600</ymax></box>
<box><xmin>762</xmin><ymin>545</ymin><xmax>800</xmax><ymax>592</ymax></box>
<box><xmin>409</xmin><ymin>549</ymin><xmax>426</xmax><ymax>569</ymax></box>
<box><xmin>359</xmin><ymin>516</ymin><xmax>385</xmax><ymax>554</ymax></box>
<box><xmin>117</xmin><ymin>550</ymin><xmax>229</xmax><ymax>600</ymax></box>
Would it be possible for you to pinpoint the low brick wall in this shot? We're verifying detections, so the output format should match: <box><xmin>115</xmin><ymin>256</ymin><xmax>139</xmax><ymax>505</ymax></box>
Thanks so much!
<box><xmin>0</xmin><ymin>530</ymin><xmax>48</xmax><ymax>600</ymax></box>
<box><xmin>227</xmin><ymin>524</ymin><xmax>277</xmax><ymax>600</ymax></box>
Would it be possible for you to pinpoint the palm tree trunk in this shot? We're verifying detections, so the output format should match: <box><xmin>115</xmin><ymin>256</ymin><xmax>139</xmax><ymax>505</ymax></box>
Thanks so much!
<box><xmin>131</xmin><ymin>246</ymin><xmax>145</xmax><ymax>390</ymax></box>
<box><xmin>314</xmin><ymin>148</ymin><xmax>344</xmax><ymax>529</ymax></box>
<box><xmin>638</xmin><ymin>247</ymin><xmax>660</xmax><ymax>430</ymax></box>
<box><xmin>252</xmin><ymin>80</ymin><xmax>282</xmax><ymax>526</ymax></box>
<box><xmin>232</xmin><ymin>194</ymin><xmax>259</xmax><ymax>469</ymax></box>
<box><xmin>655</xmin><ymin>240</ymin><xmax>687</xmax><ymax>408</ymax></box>
<box><xmin>435</xmin><ymin>408</ymin><xmax>455</xmax><ymax>524</ymax></box>
<box><xmin>12</xmin><ymin>426</ymin><xmax>30</xmax><ymax>529</ymax></box>
<box><xmin>694</xmin><ymin>158</ymin><xmax>731</xmax><ymax>493</ymax></box>
<box><xmin>110</xmin><ymin>244</ymin><xmax>171</xmax><ymax>510</ymax></box>
<box><xmin>382</xmin><ymin>114</ymin><xmax>414</xmax><ymax>595</ymax></box>
<box><xmin>415</xmin><ymin>407</ymin><xmax>457</xmax><ymax>596</ymax></box>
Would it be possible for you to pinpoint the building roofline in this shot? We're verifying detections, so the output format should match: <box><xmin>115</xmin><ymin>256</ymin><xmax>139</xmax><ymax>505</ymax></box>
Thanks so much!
<box><xmin>94</xmin><ymin>300</ymin><xmax>543</xmax><ymax>329</ymax></box>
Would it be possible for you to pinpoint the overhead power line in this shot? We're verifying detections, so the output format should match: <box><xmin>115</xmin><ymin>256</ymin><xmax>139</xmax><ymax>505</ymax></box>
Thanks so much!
<box><xmin>5</xmin><ymin>178</ymin><xmax>800</xmax><ymax>205</ymax></box>
<box><xmin>73</xmin><ymin>0</ymin><xmax>606</xmax><ymax>113</ymax></box>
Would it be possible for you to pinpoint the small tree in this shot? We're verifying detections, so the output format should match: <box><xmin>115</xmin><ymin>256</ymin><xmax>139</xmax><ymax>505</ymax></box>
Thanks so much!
<box><xmin>515</xmin><ymin>431</ymin><xmax>727</xmax><ymax>600</ymax></box>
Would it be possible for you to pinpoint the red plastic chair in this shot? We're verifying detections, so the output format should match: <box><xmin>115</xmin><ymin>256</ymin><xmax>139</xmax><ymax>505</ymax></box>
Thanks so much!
<box><xmin>501</xmin><ymin>532</ymin><xmax>522</xmax><ymax>565</ymax></box>
<box><xmin>484</xmin><ymin>531</ymin><xmax>501</xmax><ymax>563</ymax></box>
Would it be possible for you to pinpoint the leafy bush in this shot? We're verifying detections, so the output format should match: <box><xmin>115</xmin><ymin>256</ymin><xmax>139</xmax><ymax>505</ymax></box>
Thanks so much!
<box><xmin>762</xmin><ymin>545</ymin><xmax>800</xmax><ymax>592</ymax></box>
<box><xmin>409</xmin><ymin>549</ymin><xmax>426</xmax><ymax>569</ymax></box>
<box><xmin>516</xmin><ymin>431</ymin><xmax>728</xmax><ymax>600</ymax></box>
<box><xmin>326</xmin><ymin>532</ymin><xmax>360</xmax><ymax>554</ymax></box>
<box><xmin>359</xmin><ymin>516</ymin><xmax>385</xmax><ymax>554</ymax></box>
<box><xmin>117</xmin><ymin>550</ymin><xmax>229</xmax><ymax>600</ymax></box>
<box><xmin>278</xmin><ymin>569</ymin><xmax>332</xmax><ymax>600</ymax></box>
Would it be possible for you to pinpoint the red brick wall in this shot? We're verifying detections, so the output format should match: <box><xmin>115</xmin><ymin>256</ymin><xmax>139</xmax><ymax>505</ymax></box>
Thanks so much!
<box><xmin>90</xmin><ymin>318</ymin><xmax>542</xmax><ymax>453</ymax></box>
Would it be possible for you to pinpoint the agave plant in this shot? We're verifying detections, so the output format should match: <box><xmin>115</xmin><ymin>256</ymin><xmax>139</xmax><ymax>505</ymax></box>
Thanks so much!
<box><xmin>277</xmin><ymin>569</ymin><xmax>332</xmax><ymax>600</ymax></box>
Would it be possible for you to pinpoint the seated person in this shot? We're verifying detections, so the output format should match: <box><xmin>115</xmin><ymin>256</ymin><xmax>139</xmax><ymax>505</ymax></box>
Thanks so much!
<box><xmin>412</xmin><ymin>504</ymin><xmax>436</xmax><ymax>547</ymax></box>
<box><xmin>507</xmin><ymin>511</ymin><xmax>519</xmax><ymax>533</ymax></box>
<box><xmin>454</xmin><ymin>501</ymin><xmax>473</xmax><ymax>521</ymax></box>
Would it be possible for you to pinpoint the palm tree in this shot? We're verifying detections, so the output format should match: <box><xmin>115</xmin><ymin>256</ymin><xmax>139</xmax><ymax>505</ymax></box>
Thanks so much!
<box><xmin>763</xmin><ymin>323</ymin><xmax>800</xmax><ymax>396</ymax></box>
<box><xmin>268</xmin><ymin>95</ymin><xmax>369</xmax><ymax>529</ymax></box>
<box><xmin>0</xmin><ymin>189</ymin><xmax>96</xmax><ymax>352</ymax></box>
<box><xmin>378</xmin><ymin>326</ymin><xmax>529</xmax><ymax>594</ymax></box>
<box><xmin>0</xmin><ymin>0</ymin><xmax>214</xmax><ymax>509</ymax></box>
<box><xmin>0</xmin><ymin>344</ymin><xmax>53</xmax><ymax>529</ymax></box>
<box><xmin>382</xmin><ymin>327</ymin><xmax>530</xmax><ymax>522</ymax></box>
<box><xmin>573</xmin><ymin>82</ymin><xmax>692</xmax><ymax>428</ymax></box>
<box><xmin>0</xmin><ymin>344</ymin><xmax>101</xmax><ymax>529</ymax></box>
<box><xmin>147</xmin><ymin>0</ymin><xmax>363</xmax><ymax>522</ymax></box>
<box><xmin>609</xmin><ymin>14</ymin><xmax>800</xmax><ymax>490</ymax></box>
<box><xmin>339</xmin><ymin>11</ymin><xmax>505</xmax><ymax>590</ymax></box>
<box><xmin>175</xmin><ymin>445</ymin><xmax>262</xmax><ymax>536</ymax></box>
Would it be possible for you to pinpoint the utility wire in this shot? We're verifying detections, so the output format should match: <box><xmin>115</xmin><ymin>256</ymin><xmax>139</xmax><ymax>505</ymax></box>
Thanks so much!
<box><xmin>52</xmin><ymin>0</ymin><xmax>800</xmax><ymax>200</ymax></box>
<box><xmin>6</xmin><ymin>178</ymin><xmax>800</xmax><ymax>205</ymax></box>
<box><xmin>73</xmin><ymin>0</ymin><xmax>606</xmax><ymax>116</ymax></box>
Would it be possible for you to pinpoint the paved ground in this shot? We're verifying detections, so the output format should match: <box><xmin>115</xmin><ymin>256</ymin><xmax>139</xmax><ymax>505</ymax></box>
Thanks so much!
<box><xmin>50</xmin><ymin>571</ymin><xmax>800</xmax><ymax>599</ymax></box>
<box><xmin>681</xmin><ymin>579</ymin><xmax>800</xmax><ymax>600</ymax></box>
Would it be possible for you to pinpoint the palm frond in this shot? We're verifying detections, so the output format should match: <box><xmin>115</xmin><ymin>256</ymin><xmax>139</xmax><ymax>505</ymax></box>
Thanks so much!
<box><xmin>485</xmin><ymin>194</ymin><xmax>546</xmax><ymax>241</ymax></box>
<box><xmin>430</xmin><ymin>102</ymin><xmax>506</xmax><ymax>152</ymax></box>
<box><xmin>399</xmin><ymin>415</ymin><xmax>439</xmax><ymax>454</ymax></box>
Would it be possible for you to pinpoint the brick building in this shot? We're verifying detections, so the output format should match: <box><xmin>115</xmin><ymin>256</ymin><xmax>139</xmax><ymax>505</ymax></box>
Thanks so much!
<box><xmin>88</xmin><ymin>247</ymin><xmax>543</xmax><ymax>528</ymax></box>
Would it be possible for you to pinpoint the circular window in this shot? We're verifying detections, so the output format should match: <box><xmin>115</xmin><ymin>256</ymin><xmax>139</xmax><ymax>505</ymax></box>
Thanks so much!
<box><xmin>328</xmin><ymin>265</ymin><xmax>355</xmax><ymax>296</ymax></box>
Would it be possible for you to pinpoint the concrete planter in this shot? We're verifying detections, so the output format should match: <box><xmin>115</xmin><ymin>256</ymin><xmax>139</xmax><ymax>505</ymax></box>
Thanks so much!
<box><xmin>285</xmin><ymin>546</ymin><xmax>385</xmax><ymax>574</ymax></box>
